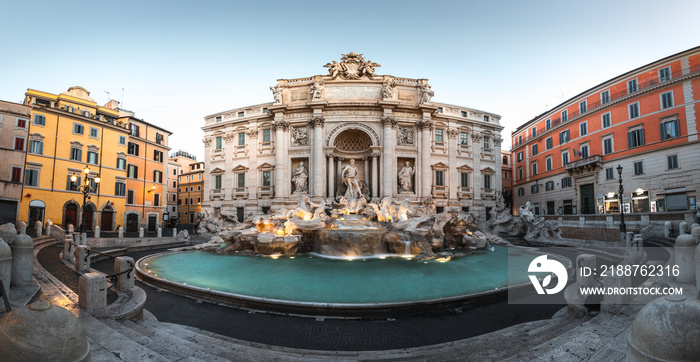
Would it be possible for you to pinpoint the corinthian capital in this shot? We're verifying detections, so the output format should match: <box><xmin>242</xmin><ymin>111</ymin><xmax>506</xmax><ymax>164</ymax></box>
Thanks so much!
<box><xmin>416</xmin><ymin>120</ymin><xmax>433</xmax><ymax>130</ymax></box>
<box><xmin>309</xmin><ymin>116</ymin><xmax>325</xmax><ymax>128</ymax></box>
<box><xmin>471</xmin><ymin>132</ymin><xmax>482</xmax><ymax>142</ymax></box>
<box><xmin>272</xmin><ymin>120</ymin><xmax>290</xmax><ymax>131</ymax></box>
<box><xmin>380</xmin><ymin>116</ymin><xmax>397</xmax><ymax>128</ymax></box>
<box><xmin>493</xmin><ymin>136</ymin><xmax>503</xmax><ymax>146</ymax></box>
<box><xmin>447</xmin><ymin>129</ymin><xmax>459</xmax><ymax>138</ymax></box>
<box><xmin>246</xmin><ymin>128</ymin><xmax>259</xmax><ymax>138</ymax></box>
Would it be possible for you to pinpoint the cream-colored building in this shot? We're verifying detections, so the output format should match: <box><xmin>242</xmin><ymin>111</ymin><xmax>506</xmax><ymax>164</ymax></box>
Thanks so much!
<box><xmin>202</xmin><ymin>53</ymin><xmax>503</xmax><ymax>221</ymax></box>
<box><xmin>0</xmin><ymin>100</ymin><xmax>31</xmax><ymax>225</ymax></box>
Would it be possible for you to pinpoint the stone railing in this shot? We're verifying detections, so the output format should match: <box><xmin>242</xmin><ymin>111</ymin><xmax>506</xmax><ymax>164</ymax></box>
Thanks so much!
<box><xmin>565</xmin><ymin>155</ymin><xmax>602</xmax><ymax>170</ymax></box>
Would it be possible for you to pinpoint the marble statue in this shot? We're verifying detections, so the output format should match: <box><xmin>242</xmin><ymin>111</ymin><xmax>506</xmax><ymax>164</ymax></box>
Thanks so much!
<box><xmin>341</xmin><ymin>159</ymin><xmax>363</xmax><ymax>200</ymax></box>
<box><xmin>292</xmin><ymin>162</ymin><xmax>308</xmax><ymax>193</ymax></box>
<box><xmin>310</xmin><ymin>82</ymin><xmax>323</xmax><ymax>100</ymax></box>
<box><xmin>419</xmin><ymin>83</ymin><xmax>434</xmax><ymax>104</ymax></box>
<box><xmin>517</xmin><ymin>201</ymin><xmax>562</xmax><ymax>242</ymax></box>
<box><xmin>324</xmin><ymin>60</ymin><xmax>342</xmax><ymax>79</ymax></box>
<box><xmin>291</xmin><ymin>127</ymin><xmax>308</xmax><ymax>145</ymax></box>
<box><xmin>398</xmin><ymin>127</ymin><xmax>414</xmax><ymax>145</ymax></box>
<box><xmin>398</xmin><ymin>161</ymin><xmax>415</xmax><ymax>193</ymax></box>
<box><xmin>382</xmin><ymin>81</ymin><xmax>394</xmax><ymax>99</ymax></box>
<box><xmin>397</xmin><ymin>199</ymin><xmax>413</xmax><ymax>221</ymax></box>
<box><xmin>270</xmin><ymin>85</ymin><xmax>282</xmax><ymax>103</ymax></box>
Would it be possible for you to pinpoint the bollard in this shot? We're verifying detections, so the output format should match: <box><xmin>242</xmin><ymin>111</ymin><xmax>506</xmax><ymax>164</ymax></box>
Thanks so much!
<box><xmin>576</xmin><ymin>254</ymin><xmax>597</xmax><ymax>287</ymax></box>
<box><xmin>675</xmin><ymin>234</ymin><xmax>696</xmax><ymax>284</ymax></box>
<box><xmin>680</xmin><ymin>221</ymin><xmax>688</xmax><ymax>235</ymax></box>
<box><xmin>0</xmin><ymin>238</ymin><xmax>11</xmax><ymax>305</ymax></box>
<box><xmin>692</xmin><ymin>226</ymin><xmax>700</xmax><ymax>245</ymax></box>
<box><xmin>17</xmin><ymin>221</ymin><xmax>26</xmax><ymax>235</ymax></box>
<box><xmin>118</xmin><ymin>226</ymin><xmax>124</xmax><ymax>239</ymax></box>
<box><xmin>114</xmin><ymin>257</ymin><xmax>135</xmax><ymax>291</ymax></box>
<box><xmin>157</xmin><ymin>227</ymin><xmax>162</xmax><ymax>238</ymax></box>
<box><xmin>78</xmin><ymin>273</ymin><xmax>107</xmax><ymax>315</ymax></box>
<box><xmin>74</xmin><ymin>245</ymin><xmax>90</xmax><ymax>273</ymax></box>
<box><xmin>0</xmin><ymin>224</ymin><xmax>18</xmax><ymax>247</ymax></box>
<box><xmin>80</xmin><ymin>232</ymin><xmax>87</xmax><ymax>245</ymax></box>
<box><xmin>94</xmin><ymin>225</ymin><xmax>100</xmax><ymax>239</ymax></box>
<box><xmin>173</xmin><ymin>228</ymin><xmax>177</xmax><ymax>238</ymax></box>
<box><xmin>664</xmin><ymin>221</ymin><xmax>672</xmax><ymax>238</ymax></box>
<box><xmin>603</xmin><ymin>273</ymin><xmax>632</xmax><ymax>305</ymax></box>
<box><xmin>139</xmin><ymin>227</ymin><xmax>144</xmax><ymax>238</ymax></box>
<box><xmin>45</xmin><ymin>219</ymin><xmax>53</xmax><ymax>236</ymax></box>
<box><xmin>68</xmin><ymin>224</ymin><xmax>74</xmax><ymax>233</ymax></box>
<box><xmin>34</xmin><ymin>221</ymin><xmax>42</xmax><ymax>237</ymax></box>
<box><xmin>63</xmin><ymin>235</ymin><xmax>75</xmax><ymax>263</ymax></box>
<box><xmin>626</xmin><ymin>232</ymin><xmax>634</xmax><ymax>246</ymax></box>
<box><xmin>695</xmin><ymin>244</ymin><xmax>700</xmax><ymax>290</ymax></box>
<box><xmin>10</xmin><ymin>234</ymin><xmax>34</xmax><ymax>287</ymax></box>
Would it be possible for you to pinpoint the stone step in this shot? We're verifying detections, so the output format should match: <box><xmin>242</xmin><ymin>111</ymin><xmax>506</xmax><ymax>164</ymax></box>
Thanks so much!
<box><xmin>80</xmin><ymin>314</ymin><xmax>171</xmax><ymax>362</ymax></box>
<box><xmin>119</xmin><ymin>318</ymin><xmax>229</xmax><ymax>361</ymax></box>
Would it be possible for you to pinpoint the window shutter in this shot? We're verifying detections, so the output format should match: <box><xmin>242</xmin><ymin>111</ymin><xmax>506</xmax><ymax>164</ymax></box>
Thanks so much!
<box><xmin>640</xmin><ymin>129</ymin><xmax>645</xmax><ymax>145</ymax></box>
<box><xmin>660</xmin><ymin>122</ymin><xmax>666</xmax><ymax>141</ymax></box>
<box><xmin>674</xmin><ymin>119</ymin><xmax>680</xmax><ymax>138</ymax></box>
<box><xmin>628</xmin><ymin>131</ymin><xmax>633</xmax><ymax>148</ymax></box>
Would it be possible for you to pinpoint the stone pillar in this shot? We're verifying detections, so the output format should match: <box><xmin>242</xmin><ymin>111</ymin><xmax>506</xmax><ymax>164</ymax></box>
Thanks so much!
<box><xmin>0</xmin><ymin>238</ymin><xmax>11</xmax><ymax>302</ymax></box>
<box><xmin>472</xmin><ymin>132</ymin><xmax>483</xmax><ymax>204</ymax></box>
<box><xmin>0</xmin><ymin>224</ymin><xmax>17</xmax><ymax>246</ymax></box>
<box><xmin>10</xmin><ymin>234</ymin><xmax>34</xmax><ymax>287</ymax></box>
<box><xmin>675</xmin><ymin>234</ymin><xmax>696</xmax><ymax>284</ymax></box>
<box><xmin>371</xmin><ymin>154</ymin><xmax>379</xmax><ymax>200</ymax></box>
<box><xmin>664</xmin><ymin>221</ymin><xmax>672</xmax><ymax>238</ymax></box>
<box><xmin>680</xmin><ymin>221</ymin><xmax>688</xmax><ymax>234</ymax></box>
<box><xmin>74</xmin><ymin>245</ymin><xmax>90</xmax><ymax>273</ymax></box>
<box><xmin>447</xmin><ymin>129</ymin><xmax>459</xmax><ymax>201</ymax></box>
<box><xmin>382</xmin><ymin>117</ymin><xmax>396</xmax><ymax>198</ymax></box>
<box><xmin>34</xmin><ymin>221</ymin><xmax>42</xmax><ymax>237</ymax></box>
<box><xmin>68</xmin><ymin>224</ymin><xmax>75</xmax><ymax>233</ymax></box>
<box><xmin>494</xmin><ymin>136</ymin><xmax>503</xmax><ymax>192</ymax></box>
<box><xmin>327</xmin><ymin>153</ymin><xmax>335</xmax><ymax>198</ymax></box>
<box><xmin>247</xmin><ymin>128</ymin><xmax>259</xmax><ymax>201</ymax></box>
<box><xmin>118</xmin><ymin>226</ymin><xmax>124</xmax><ymax>239</ymax></box>
<box><xmin>45</xmin><ymin>219</ymin><xmax>53</xmax><ymax>236</ymax></box>
<box><xmin>80</xmin><ymin>233</ymin><xmax>87</xmax><ymax>245</ymax></box>
<box><xmin>17</xmin><ymin>221</ymin><xmax>26</xmax><ymax>235</ymax></box>
<box><xmin>173</xmin><ymin>228</ymin><xmax>177</xmax><ymax>237</ymax></box>
<box><xmin>157</xmin><ymin>227</ymin><xmax>162</xmax><ymax>238</ymax></box>
<box><xmin>114</xmin><ymin>257</ymin><xmax>135</xmax><ymax>291</ymax></box>
<box><xmin>94</xmin><ymin>225</ymin><xmax>100</xmax><ymax>239</ymax></box>
<box><xmin>418</xmin><ymin>120</ymin><xmax>432</xmax><ymax>198</ymax></box>
<box><xmin>63</xmin><ymin>234</ymin><xmax>75</xmax><ymax>263</ymax></box>
<box><xmin>78</xmin><ymin>273</ymin><xmax>107</xmax><ymax>314</ymax></box>
<box><xmin>363</xmin><ymin>156</ymin><xmax>370</xmax><ymax>189</ymax></box>
<box><xmin>138</xmin><ymin>227</ymin><xmax>144</xmax><ymax>238</ymax></box>
<box><xmin>310</xmin><ymin>117</ymin><xmax>324</xmax><ymax>199</ymax></box>
<box><xmin>273</xmin><ymin>120</ymin><xmax>288</xmax><ymax>202</ymax></box>
<box><xmin>692</xmin><ymin>226</ymin><xmax>700</xmax><ymax>245</ymax></box>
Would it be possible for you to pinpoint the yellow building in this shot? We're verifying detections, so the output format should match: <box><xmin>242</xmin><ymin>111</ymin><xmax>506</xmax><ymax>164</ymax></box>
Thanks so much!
<box><xmin>178</xmin><ymin>161</ymin><xmax>204</xmax><ymax>224</ymax></box>
<box><xmin>20</xmin><ymin>86</ymin><xmax>130</xmax><ymax>232</ymax></box>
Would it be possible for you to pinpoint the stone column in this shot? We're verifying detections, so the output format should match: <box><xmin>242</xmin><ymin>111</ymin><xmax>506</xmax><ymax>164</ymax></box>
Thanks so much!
<box><xmin>247</xmin><ymin>128</ymin><xmax>259</xmax><ymax>201</ymax></box>
<box><xmin>448</xmin><ymin>129</ymin><xmax>459</xmax><ymax>201</ymax></box>
<box><xmin>310</xmin><ymin>117</ymin><xmax>325</xmax><ymax>199</ymax></box>
<box><xmin>223</xmin><ymin>131</ymin><xmax>235</xmax><ymax>200</ymax></box>
<box><xmin>381</xmin><ymin>116</ymin><xmax>397</xmax><ymax>198</ymax></box>
<box><xmin>10</xmin><ymin>234</ymin><xmax>33</xmax><ymax>287</ymax></box>
<box><xmin>273</xmin><ymin>120</ymin><xmax>288</xmax><ymax>202</ymax></box>
<box><xmin>327</xmin><ymin>152</ymin><xmax>335</xmax><ymax>198</ymax></box>
<box><xmin>472</xmin><ymin>131</ymin><xmax>483</xmax><ymax>203</ymax></box>
<box><xmin>419</xmin><ymin>120</ymin><xmax>433</xmax><ymax>198</ymax></box>
<box><xmin>371</xmin><ymin>154</ymin><xmax>379</xmax><ymax>200</ymax></box>
<box><xmin>363</xmin><ymin>156</ymin><xmax>370</xmax><ymax>186</ymax></box>
<box><xmin>494</xmin><ymin>136</ymin><xmax>503</xmax><ymax>193</ymax></box>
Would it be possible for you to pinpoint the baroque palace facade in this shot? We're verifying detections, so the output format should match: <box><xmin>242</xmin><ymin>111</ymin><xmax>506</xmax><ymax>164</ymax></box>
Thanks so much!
<box><xmin>512</xmin><ymin>46</ymin><xmax>700</xmax><ymax>216</ymax></box>
<box><xmin>202</xmin><ymin>53</ymin><xmax>503</xmax><ymax>221</ymax></box>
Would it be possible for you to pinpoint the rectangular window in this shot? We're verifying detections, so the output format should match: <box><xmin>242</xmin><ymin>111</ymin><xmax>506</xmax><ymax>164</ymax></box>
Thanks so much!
<box><xmin>262</xmin><ymin>129</ymin><xmax>271</xmax><ymax>143</ymax></box>
<box><xmin>460</xmin><ymin>132</ymin><xmax>468</xmax><ymax>145</ymax></box>
<box><xmin>435</xmin><ymin>129</ymin><xmax>443</xmax><ymax>142</ymax></box>
<box><xmin>484</xmin><ymin>115</ymin><xmax>490</xmax><ymax>122</ymax></box>
<box><xmin>129</xmin><ymin>124</ymin><xmax>140</xmax><ymax>137</ymax></box>
<box><xmin>154</xmin><ymin>194</ymin><xmax>160</xmax><ymax>207</ymax></box>
<box><xmin>460</xmin><ymin>173</ymin><xmax>470</xmax><ymax>187</ymax></box>
<box><xmin>262</xmin><ymin>171</ymin><xmax>271</xmax><ymax>186</ymax></box>
<box><xmin>28</xmin><ymin>140</ymin><xmax>43</xmax><ymax>154</ymax></box>
<box><xmin>89</xmin><ymin>127</ymin><xmax>98</xmax><ymax>138</ymax></box>
<box><xmin>531</xmin><ymin>144</ymin><xmax>538</xmax><ymax>155</ymax></box>
<box><xmin>605</xmin><ymin>167</ymin><xmax>617</xmax><ymax>180</ymax></box>
<box><xmin>115</xmin><ymin>182</ymin><xmax>126</xmax><ymax>196</ymax></box>
<box><xmin>237</xmin><ymin>173</ymin><xmax>245</xmax><ymax>187</ymax></box>
<box><xmin>238</xmin><ymin>111</ymin><xmax>244</xmax><ymax>118</ymax></box>
<box><xmin>11</xmin><ymin>167</ymin><xmax>22</xmax><ymax>183</ymax></box>
<box><xmin>518</xmin><ymin>167</ymin><xmax>523</xmax><ymax>180</ymax></box>
<box><xmin>532</xmin><ymin>162</ymin><xmax>538</xmax><ymax>175</ymax></box>
<box><xmin>545</xmin><ymin>119</ymin><xmax>551</xmax><ymax>130</ymax></box>
<box><xmin>73</xmin><ymin>123</ymin><xmax>84</xmax><ymax>135</ymax></box>
<box><xmin>14</xmin><ymin>137</ymin><xmax>25</xmax><ymax>151</ymax></box>
<box><xmin>128</xmin><ymin>142</ymin><xmax>139</xmax><ymax>156</ymax></box>
<box><xmin>24</xmin><ymin>169</ymin><xmax>39</xmax><ymax>186</ymax></box>
<box><xmin>580</xmin><ymin>144</ymin><xmax>589</xmax><ymax>158</ymax></box>
<box><xmin>660</xmin><ymin>118</ymin><xmax>680</xmax><ymax>140</ymax></box>
<box><xmin>545</xmin><ymin>181</ymin><xmax>554</xmax><ymax>191</ymax></box>
<box><xmin>70</xmin><ymin>147</ymin><xmax>82</xmax><ymax>161</ymax></box>
<box><xmin>562</xmin><ymin>177</ymin><xmax>572</xmax><ymax>188</ymax></box>
<box><xmin>118</xmin><ymin>135</ymin><xmax>126</xmax><ymax>145</ymax></box>
<box><xmin>435</xmin><ymin>170</ymin><xmax>444</xmax><ymax>186</ymax></box>
<box><xmin>154</xmin><ymin>150</ymin><xmax>163</xmax><ymax>162</ymax></box>
<box><xmin>33</xmin><ymin>114</ymin><xmax>45</xmax><ymax>126</ymax></box>
<box><xmin>67</xmin><ymin>175</ymin><xmax>79</xmax><ymax>191</ymax></box>
<box><xmin>16</xmin><ymin>118</ymin><xmax>27</xmax><ymax>128</ymax></box>
<box><xmin>116</xmin><ymin>158</ymin><xmax>126</xmax><ymax>170</ymax></box>
<box><xmin>659</xmin><ymin>67</ymin><xmax>671</xmax><ymax>82</ymax></box>
<box><xmin>546</xmin><ymin>157</ymin><xmax>552</xmax><ymax>171</ymax></box>
<box><xmin>483</xmin><ymin>136</ymin><xmax>491</xmax><ymax>150</ymax></box>
<box><xmin>628</xmin><ymin>128</ymin><xmax>645</xmax><ymax>148</ymax></box>
<box><xmin>215</xmin><ymin>136</ymin><xmax>222</xmax><ymax>150</ymax></box>
<box><xmin>629</xmin><ymin>102</ymin><xmax>640</xmax><ymax>119</ymax></box>
<box><xmin>127</xmin><ymin>190</ymin><xmax>135</xmax><ymax>204</ymax></box>
<box><xmin>602</xmin><ymin>113</ymin><xmax>611</xmax><ymax>128</ymax></box>
<box><xmin>634</xmin><ymin>161</ymin><xmax>644</xmax><ymax>175</ymax></box>
<box><xmin>517</xmin><ymin>188</ymin><xmax>524</xmax><ymax>196</ymax></box>
<box><xmin>214</xmin><ymin>175</ymin><xmax>222</xmax><ymax>189</ymax></box>
<box><xmin>517</xmin><ymin>151</ymin><xmax>523</xmax><ymax>162</ymax></box>
<box><xmin>87</xmin><ymin>151</ymin><xmax>98</xmax><ymax>164</ymax></box>
<box><xmin>483</xmin><ymin>174</ymin><xmax>492</xmax><ymax>189</ymax></box>
<box><xmin>603</xmin><ymin>137</ymin><xmax>613</xmax><ymax>155</ymax></box>
<box><xmin>561</xmin><ymin>110</ymin><xmax>568</xmax><ymax>122</ymax></box>
<box><xmin>531</xmin><ymin>184</ymin><xmax>539</xmax><ymax>194</ymax></box>
<box><xmin>661</xmin><ymin>91</ymin><xmax>673</xmax><ymax>109</ymax></box>
<box><xmin>156</xmin><ymin>133</ymin><xmax>163</xmax><ymax>145</ymax></box>
<box><xmin>667</xmin><ymin>155</ymin><xmax>679</xmax><ymax>169</ymax></box>
<box><xmin>601</xmin><ymin>90</ymin><xmax>610</xmax><ymax>104</ymax></box>
<box><xmin>127</xmin><ymin>164</ymin><xmax>138</xmax><ymax>179</ymax></box>
<box><xmin>460</xmin><ymin>111</ymin><xmax>467</xmax><ymax>117</ymax></box>
<box><xmin>216</xmin><ymin>116</ymin><xmax>222</xmax><ymax>123</ymax></box>
<box><xmin>559</xmin><ymin>130</ymin><xmax>570</xmax><ymax>144</ymax></box>
<box><xmin>237</xmin><ymin>132</ymin><xmax>245</xmax><ymax>146</ymax></box>
<box><xmin>579</xmin><ymin>122</ymin><xmax>588</xmax><ymax>136</ymax></box>
<box><xmin>154</xmin><ymin>170</ymin><xmax>163</xmax><ymax>183</ymax></box>
<box><xmin>546</xmin><ymin>137</ymin><xmax>553</xmax><ymax>150</ymax></box>
<box><xmin>531</xmin><ymin>126</ymin><xmax>537</xmax><ymax>138</ymax></box>
<box><xmin>579</xmin><ymin>101</ymin><xmax>587</xmax><ymax>113</ymax></box>
<box><xmin>562</xmin><ymin>151</ymin><xmax>569</xmax><ymax>166</ymax></box>
<box><xmin>518</xmin><ymin>135</ymin><xmax>522</xmax><ymax>145</ymax></box>
<box><xmin>628</xmin><ymin>79</ymin><xmax>638</xmax><ymax>93</ymax></box>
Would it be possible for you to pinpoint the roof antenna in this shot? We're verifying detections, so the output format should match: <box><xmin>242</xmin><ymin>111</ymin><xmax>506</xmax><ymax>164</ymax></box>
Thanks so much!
<box><xmin>121</xmin><ymin>88</ymin><xmax>124</xmax><ymax>107</ymax></box>
<box><xmin>105</xmin><ymin>91</ymin><xmax>110</xmax><ymax>101</ymax></box>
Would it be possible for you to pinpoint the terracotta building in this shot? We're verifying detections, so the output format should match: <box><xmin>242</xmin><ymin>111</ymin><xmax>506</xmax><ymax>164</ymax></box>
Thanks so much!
<box><xmin>167</xmin><ymin>151</ymin><xmax>200</xmax><ymax>224</ymax></box>
<box><xmin>0</xmin><ymin>101</ymin><xmax>31</xmax><ymax>225</ymax></box>
<box><xmin>512</xmin><ymin>46</ymin><xmax>700</xmax><ymax>216</ymax></box>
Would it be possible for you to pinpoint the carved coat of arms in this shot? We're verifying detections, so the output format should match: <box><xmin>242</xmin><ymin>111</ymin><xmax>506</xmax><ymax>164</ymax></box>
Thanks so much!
<box><xmin>324</xmin><ymin>52</ymin><xmax>381</xmax><ymax>80</ymax></box>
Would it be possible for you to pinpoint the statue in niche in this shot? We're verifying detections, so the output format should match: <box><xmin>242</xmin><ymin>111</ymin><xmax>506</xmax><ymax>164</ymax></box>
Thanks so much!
<box><xmin>291</xmin><ymin>127</ymin><xmax>308</xmax><ymax>145</ymax></box>
<box><xmin>270</xmin><ymin>85</ymin><xmax>282</xmax><ymax>103</ymax></box>
<box><xmin>397</xmin><ymin>127</ymin><xmax>414</xmax><ymax>145</ymax></box>
<box><xmin>419</xmin><ymin>83</ymin><xmax>434</xmax><ymax>104</ymax></box>
<box><xmin>310</xmin><ymin>82</ymin><xmax>323</xmax><ymax>100</ymax></box>
<box><xmin>398</xmin><ymin>161</ymin><xmax>415</xmax><ymax>193</ymax></box>
<box><xmin>292</xmin><ymin>162</ymin><xmax>308</xmax><ymax>193</ymax></box>
<box><xmin>382</xmin><ymin>80</ymin><xmax>394</xmax><ymax>99</ymax></box>
<box><xmin>341</xmin><ymin>159</ymin><xmax>363</xmax><ymax>200</ymax></box>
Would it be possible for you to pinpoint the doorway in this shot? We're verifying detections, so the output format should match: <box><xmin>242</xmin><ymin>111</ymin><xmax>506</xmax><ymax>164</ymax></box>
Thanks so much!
<box><xmin>28</xmin><ymin>200</ymin><xmax>45</xmax><ymax>236</ymax></box>
<box><xmin>83</xmin><ymin>204</ymin><xmax>95</xmax><ymax>230</ymax></box>
<box><xmin>101</xmin><ymin>207</ymin><xmax>114</xmax><ymax>231</ymax></box>
<box><xmin>580</xmin><ymin>183</ymin><xmax>595</xmax><ymax>214</ymax></box>
<box><xmin>126</xmin><ymin>214</ymin><xmax>139</xmax><ymax>232</ymax></box>
<box><xmin>147</xmin><ymin>215</ymin><xmax>157</xmax><ymax>232</ymax></box>
<box><xmin>64</xmin><ymin>204</ymin><xmax>78</xmax><ymax>229</ymax></box>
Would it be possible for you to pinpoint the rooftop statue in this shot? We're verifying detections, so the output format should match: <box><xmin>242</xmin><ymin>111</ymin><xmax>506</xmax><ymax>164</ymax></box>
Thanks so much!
<box><xmin>323</xmin><ymin>52</ymin><xmax>381</xmax><ymax>80</ymax></box>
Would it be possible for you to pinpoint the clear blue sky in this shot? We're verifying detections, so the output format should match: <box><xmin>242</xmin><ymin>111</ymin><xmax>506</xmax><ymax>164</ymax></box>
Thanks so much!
<box><xmin>2</xmin><ymin>0</ymin><xmax>699</xmax><ymax>160</ymax></box>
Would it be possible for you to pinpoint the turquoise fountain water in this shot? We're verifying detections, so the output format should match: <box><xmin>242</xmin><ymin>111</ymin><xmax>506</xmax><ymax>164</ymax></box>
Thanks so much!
<box><xmin>139</xmin><ymin>246</ymin><xmax>545</xmax><ymax>304</ymax></box>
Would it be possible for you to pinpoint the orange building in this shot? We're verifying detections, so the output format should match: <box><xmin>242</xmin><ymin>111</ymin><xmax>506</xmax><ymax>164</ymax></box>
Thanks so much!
<box><xmin>178</xmin><ymin>161</ymin><xmax>204</xmax><ymax>224</ymax></box>
<box><xmin>512</xmin><ymin>46</ymin><xmax>700</xmax><ymax>216</ymax></box>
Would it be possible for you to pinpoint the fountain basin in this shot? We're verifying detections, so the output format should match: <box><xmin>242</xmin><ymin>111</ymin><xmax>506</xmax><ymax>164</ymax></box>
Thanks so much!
<box><xmin>136</xmin><ymin>246</ymin><xmax>564</xmax><ymax>317</ymax></box>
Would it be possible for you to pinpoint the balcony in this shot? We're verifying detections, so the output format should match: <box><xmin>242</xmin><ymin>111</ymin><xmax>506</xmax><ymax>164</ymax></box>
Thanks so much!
<box><xmin>431</xmin><ymin>185</ymin><xmax>448</xmax><ymax>199</ymax></box>
<box><xmin>566</xmin><ymin>155</ymin><xmax>603</xmax><ymax>175</ymax></box>
<box><xmin>481</xmin><ymin>188</ymin><xmax>496</xmax><ymax>199</ymax></box>
<box><xmin>257</xmin><ymin>185</ymin><xmax>274</xmax><ymax>199</ymax></box>
<box><xmin>210</xmin><ymin>188</ymin><xmax>224</xmax><ymax>201</ymax></box>
<box><xmin>232</xmin><ymin>187</ymin><xmax>248</xmax><ymax>199</ymax></box>
<box><xmin>457</xmin><ymin>186</ymin><xmax>472</xmax><ymax>199</ymax></box>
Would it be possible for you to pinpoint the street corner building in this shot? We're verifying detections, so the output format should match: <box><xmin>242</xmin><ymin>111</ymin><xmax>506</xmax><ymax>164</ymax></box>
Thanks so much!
<box><xmin>202</xmin><ymin>52</ymin><xmax>504</xmax><ymax>221</ymax></box>
<box><xmin>19</xmin><ymin>86</ymin><xmax>172</xmax><ymax>234</ymax></box>
<box><xmin>511</xmin><ymin>46</ymin><xmax>700</xmax><ymax>232</ymax></box>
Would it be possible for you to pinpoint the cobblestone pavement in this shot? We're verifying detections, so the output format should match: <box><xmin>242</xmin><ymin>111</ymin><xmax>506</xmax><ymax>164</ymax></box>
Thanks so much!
<box><xmin>40</xmin><ymin>244</ymin><xmax>566</xmax><ymax>351</ymax></box>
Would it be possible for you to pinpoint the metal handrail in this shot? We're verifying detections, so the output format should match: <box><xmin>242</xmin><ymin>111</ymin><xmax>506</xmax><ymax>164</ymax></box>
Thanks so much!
<box><xmin>66</xmin><ymin>240</ymin><xmax>134</xmax><ymax>288</ymax></box>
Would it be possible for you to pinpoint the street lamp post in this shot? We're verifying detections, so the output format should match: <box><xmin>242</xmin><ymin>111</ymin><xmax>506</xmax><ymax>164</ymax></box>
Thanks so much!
<box><xmin>617</xmin><ymin>165</ymin><xmax>626</xmax><ymax>238</ymax></box>
<box><xmin>71</xmin><ymin>165</ymin><xmax>100</xmax><ymax>234</ymax></box>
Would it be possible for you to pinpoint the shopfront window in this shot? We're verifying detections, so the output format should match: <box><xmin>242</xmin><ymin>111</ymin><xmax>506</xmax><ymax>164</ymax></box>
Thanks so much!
<box><xmin>631</xmin><ymin>189</ymin><xmax>649</xmax><ymax>213</ymax></box>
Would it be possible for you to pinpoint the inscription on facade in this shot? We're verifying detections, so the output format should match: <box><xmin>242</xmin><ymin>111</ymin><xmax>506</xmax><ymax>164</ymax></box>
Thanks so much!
<box><xmin>325</xmin><ymin>86</ymin><xmax>381</xmax><ymax>99</ymax></box>
<box><xmin>292</xmin><ymin>90</ymin><xmax>308</xmax><ymax>101</ymax></box>
<box><xmin>398</xmin><ymin>90</ymin><xmax>415</xmax><ymax>100</ymax></box>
